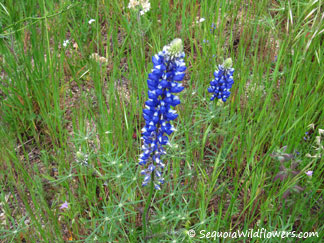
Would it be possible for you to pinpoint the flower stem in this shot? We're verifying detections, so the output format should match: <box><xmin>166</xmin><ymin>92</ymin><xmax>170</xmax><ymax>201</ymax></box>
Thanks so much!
<box><xmin>143</xmin><ymin>172</ymin><xmax>154</xmax><ymax>241</ymax></box>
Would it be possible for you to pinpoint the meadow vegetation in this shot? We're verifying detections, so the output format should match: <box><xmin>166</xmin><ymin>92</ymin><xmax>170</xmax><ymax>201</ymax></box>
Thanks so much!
<box><xmin>0</xmin><ymin>0</ymin><xmax>323</xmax><ymax>242</ymax></box>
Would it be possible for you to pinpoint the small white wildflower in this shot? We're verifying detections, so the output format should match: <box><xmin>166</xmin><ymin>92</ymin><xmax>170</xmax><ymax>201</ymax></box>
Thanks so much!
<box><xmin>319</xmin><ymin>129</ymin><xmax>324</xmax><ymax>135</ymax></box>
<box><xmin>63</xmin><ymin>39</ymin><xmax>69</xmax><ymax>47</ymax></box>
<box><xmin>196</xmin><ymin>17</ymin><xmax>205</xmax><ymax>24</ymax></box>
<box><xmin>88</xmin><ymin>19</ymin><xmax>95</xmax><ymax>24</ymax></box>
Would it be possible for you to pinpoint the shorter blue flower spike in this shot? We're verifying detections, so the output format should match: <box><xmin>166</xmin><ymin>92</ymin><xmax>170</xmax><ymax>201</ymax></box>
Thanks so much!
<box><xmin>208</xmin><ymin>58</ymin><xmax>234</xmax><ymax>102</ymax></box>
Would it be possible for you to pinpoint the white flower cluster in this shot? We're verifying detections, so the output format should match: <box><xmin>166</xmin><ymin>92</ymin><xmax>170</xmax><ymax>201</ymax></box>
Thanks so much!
<box><xmin>88</xmin><ymin>19</ymin><xmax>95</xmax><ymax>24</ymax></box>
<box><xmin>128</xmin><ymin>0</ymin><xmax>150</xmax><ymax>15</ymax></box>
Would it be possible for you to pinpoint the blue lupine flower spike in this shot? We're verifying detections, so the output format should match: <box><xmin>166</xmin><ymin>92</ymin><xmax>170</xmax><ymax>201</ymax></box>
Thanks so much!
<box><xmin>208</xmin><ymin>58</ymin><xmax>234</xmax><ymax>102</ymax></box>
<box><xmin>139</xmin><ymin>38</ymin><xmax>186</xmax><ymax>190</ymax></box>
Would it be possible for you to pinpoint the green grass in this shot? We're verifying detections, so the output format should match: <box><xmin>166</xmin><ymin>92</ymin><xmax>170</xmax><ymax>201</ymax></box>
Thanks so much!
<box><xmin>0</xmin><ymin>0</ymin><xmax>323</xmax><ymax>242</ymax></box>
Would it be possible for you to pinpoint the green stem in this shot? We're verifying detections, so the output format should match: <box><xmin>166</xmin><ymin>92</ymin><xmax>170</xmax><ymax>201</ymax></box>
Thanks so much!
<box><xmin>143</xmin><ymin>172</ymin><xmax>154</xmax><ymax>241</ymax></box>
<box><xmin>201</xmin><ymin>123</ymin><xmax>212</xmax><ymax>162</ymax></box>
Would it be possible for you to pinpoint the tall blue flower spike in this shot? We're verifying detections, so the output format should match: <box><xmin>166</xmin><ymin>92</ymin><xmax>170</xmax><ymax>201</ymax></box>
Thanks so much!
<box><xmin>139</xmin><ymin>39</ymin><xmax>186</xmax><ymax>190</ymax></box>
<box><xmin>208</xmin><ymin>58</ymin><xmax>234</xmax><ymax>102</ymax></box>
